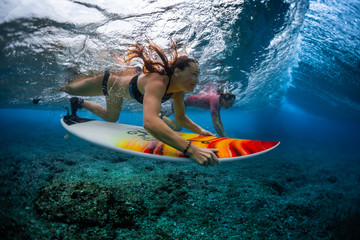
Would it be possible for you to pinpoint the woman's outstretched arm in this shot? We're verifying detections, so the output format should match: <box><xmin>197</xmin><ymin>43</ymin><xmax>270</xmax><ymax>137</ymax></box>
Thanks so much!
<box><xmin>142</xmin><ymin>77</ymin><xmax>219</xmax><ymax>166</ymax></box>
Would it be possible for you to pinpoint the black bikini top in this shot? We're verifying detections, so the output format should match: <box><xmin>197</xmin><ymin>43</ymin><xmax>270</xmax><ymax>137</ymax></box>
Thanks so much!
<box><xmin>129</xmin><ymin>74</ymin><xmax>173</xmax><ymax>104</ymax></box>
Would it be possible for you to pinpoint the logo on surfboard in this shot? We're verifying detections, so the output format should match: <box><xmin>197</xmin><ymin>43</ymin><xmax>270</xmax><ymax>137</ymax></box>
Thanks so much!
<box><xmin>127</xmin><ymin>128</ymin><xmax>156</xmax><ymax>141</ymax></box>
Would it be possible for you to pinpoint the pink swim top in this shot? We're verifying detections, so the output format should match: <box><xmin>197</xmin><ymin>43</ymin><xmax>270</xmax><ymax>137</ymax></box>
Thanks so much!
<box><xmin>185</xmin><ymin>92</ymin><xmax>220</xmax><ymax>117</ymax></box>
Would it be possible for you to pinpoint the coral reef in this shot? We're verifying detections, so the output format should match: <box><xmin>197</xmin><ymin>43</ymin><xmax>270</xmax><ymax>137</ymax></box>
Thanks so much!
<box><xmin>1</xmin><ymin>132</ymin><xmax>360</xmax><ymax>239</ymax></box>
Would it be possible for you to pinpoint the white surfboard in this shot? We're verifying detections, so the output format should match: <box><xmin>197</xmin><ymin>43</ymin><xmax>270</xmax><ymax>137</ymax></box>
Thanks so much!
<box><xmin>61</xmin><ymin>116</ymin><xmax>280</xmax><ymax>162</ymax></box>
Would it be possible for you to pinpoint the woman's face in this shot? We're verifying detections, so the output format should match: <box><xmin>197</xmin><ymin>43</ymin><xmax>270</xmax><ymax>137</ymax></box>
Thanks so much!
<box><xmin>178</xmin><ymin>62</ymin><xmax>200</xmax><ymax>92</ymax></box>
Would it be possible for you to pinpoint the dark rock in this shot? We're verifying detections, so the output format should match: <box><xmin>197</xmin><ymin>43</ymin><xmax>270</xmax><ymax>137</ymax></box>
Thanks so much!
<box><xmin>265</xmin><ymin>180</ymin><xmax>286</xmax><ymax>196</ymax></box>
<box><xmin>327</xmin><ymin>176</ymin><xmax>338</xmax><ymax>183</ymax></box>
<box><xmin>33</xmin><ymin>180</ymin><xmax>142</xmax><ymax>228</ymax></box>
<box><xmin>326</xmin><ymin>191</ymin><xmax>344</xmax><ymax>200</ymax></box>
<box><xmin>111</xmin><ymin>157</ymin><xmax>127</xmax><ymax>163</ymax></box>
<box><xmin>250</xmin><ymin>198</ymin><xmax>268</xmax><ymax>211</ymax></box>
<box><xmin>34</xmin><ymin>181</ymin><xmax>112</xmax><ymax>226</ymax></box>
<box><xmin>330</xmin><ymin>208</ymin><xmax>360</xmax><ymax>240</ymax></box>
<box><xmin>56</xmin><ymin>158</ymin><xmax>76</xmax><ymax>166</ymax></box>
<box><xmin>145</xmin><ymin>166</ymin><xmax>154</xmax><ymax>171</ymax></box>
<box><xmin>0</xmin><ymin>215</ymin><xmax>30</xmax><ymax>240</ymax></box>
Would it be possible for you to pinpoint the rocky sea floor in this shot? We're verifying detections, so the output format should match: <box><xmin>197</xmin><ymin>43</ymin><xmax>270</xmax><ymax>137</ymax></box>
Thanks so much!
<box><xmin>1</xmin><ymin>111</ymin><xmax>360</xmax><ymax>239</ymax></box>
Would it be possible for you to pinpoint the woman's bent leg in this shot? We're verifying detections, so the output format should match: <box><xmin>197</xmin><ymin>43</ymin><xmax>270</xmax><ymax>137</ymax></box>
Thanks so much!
<box><xmin>83</xmin><ymin>96</ymin><xmax>123</xmax><ymax>122</ymax></box>
<box><xmin>60</xmin><ymin>73</ymin><xmax>104</xmax><ymax>96</ymax></box>
<box><xmin>61</xmin><ymin>71</ymin><xmax>124</xmax><ymax>122</ymax></box>
<box><xmin>161</xmin><ymin>116</ymin><xmax>183</xmax><ymax>131</ymax></box>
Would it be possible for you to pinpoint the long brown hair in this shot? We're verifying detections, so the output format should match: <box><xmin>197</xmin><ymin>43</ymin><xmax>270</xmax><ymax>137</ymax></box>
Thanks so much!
<box><xmin>125</xmin><ymin>39</ymin><xmax>198</xmax><ymax>77</ymax></box>
<box><xmin>219</xmin><ymin>91</ymin><xmax>236</xmax><ymax>101</ymax></box>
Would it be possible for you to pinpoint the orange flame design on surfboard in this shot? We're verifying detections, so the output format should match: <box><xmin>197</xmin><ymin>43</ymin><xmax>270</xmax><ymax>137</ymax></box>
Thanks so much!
<box><xmin>116</xmin><ymin>132</ymin><xmax>279</xmax><ymax>159</ymax></box>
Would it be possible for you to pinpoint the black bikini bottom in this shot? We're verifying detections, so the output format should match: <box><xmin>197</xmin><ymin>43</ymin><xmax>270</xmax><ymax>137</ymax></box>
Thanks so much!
<box><xmin>102</xmin><ymin>69</ymin><xmax>110</xmax><ymax>96</ymax></box>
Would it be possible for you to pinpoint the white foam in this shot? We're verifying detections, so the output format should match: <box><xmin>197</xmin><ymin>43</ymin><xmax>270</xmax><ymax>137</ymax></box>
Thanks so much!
<box><xmin>0</xmin><ymin>0</ymin><xmax>106</xmax><ymax>25</ymax></box>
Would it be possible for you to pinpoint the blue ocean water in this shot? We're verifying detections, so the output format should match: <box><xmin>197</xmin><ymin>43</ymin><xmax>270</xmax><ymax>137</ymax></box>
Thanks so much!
<box><xmin>1</xmin><ymin>0</ymin><xmax>360</xmax><ymax>239</ymax></box>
